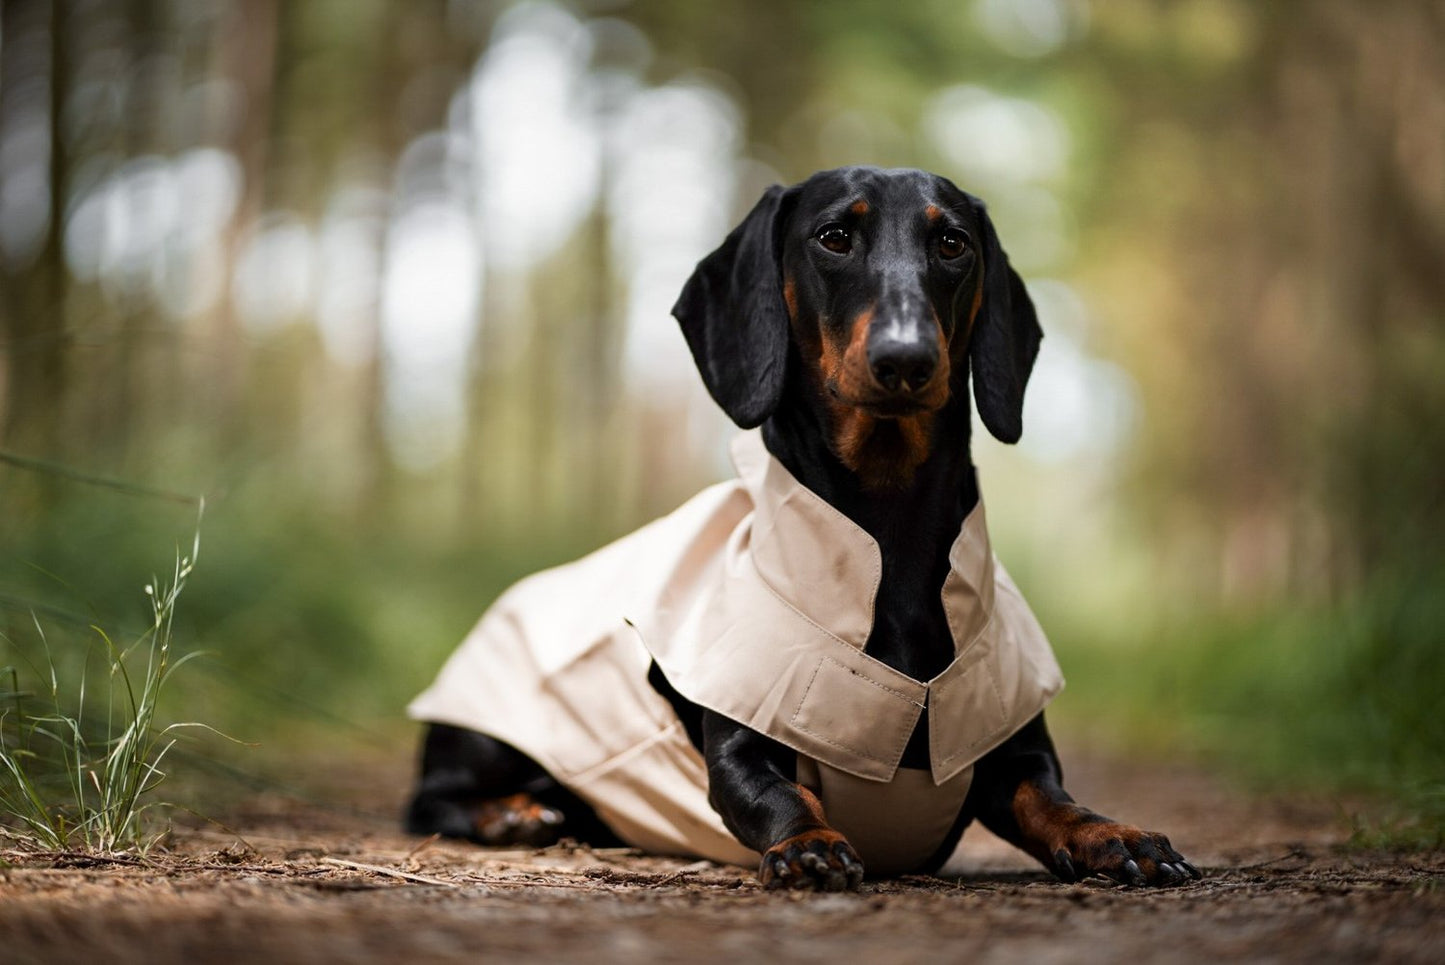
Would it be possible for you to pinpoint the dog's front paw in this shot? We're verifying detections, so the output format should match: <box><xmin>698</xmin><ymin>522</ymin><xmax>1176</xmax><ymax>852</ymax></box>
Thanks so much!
<box><xmin>760</xmin><ymin>830</ymin><xmax>865</xmax><ymax>892</ymax></box>
<box><xmin>1047</xmin><ymin>819</ymin><xmax>1201</xmax><ymax>887</ymax></box>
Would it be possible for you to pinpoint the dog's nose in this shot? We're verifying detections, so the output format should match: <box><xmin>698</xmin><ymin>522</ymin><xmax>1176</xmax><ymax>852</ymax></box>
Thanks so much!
<box><xmin>868</xmin><ymin>336</ymin><xmax>938</xmax><ymax>393</ymax></box>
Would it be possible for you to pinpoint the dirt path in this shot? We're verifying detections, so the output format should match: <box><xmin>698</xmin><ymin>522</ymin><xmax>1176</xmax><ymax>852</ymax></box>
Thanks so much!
<box><xmin>3</xmin><ymin>748</ymin><xmax>1441</xmax><ymax>964</ymax></box>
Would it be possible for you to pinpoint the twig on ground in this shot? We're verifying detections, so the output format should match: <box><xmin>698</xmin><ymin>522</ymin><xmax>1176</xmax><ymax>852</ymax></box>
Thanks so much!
<box><xmin>1237</xmin><ymin>849</ymin><xmax>1308</xmax><ymax>871</ymax></box>
<box><xmin>320</xmin><ymin>856</ymin><xmax>458</xmax><ymax>887</ymax></box>
<box><xmin>646</xmin><ymin>860</ymin><xmax>714</xmax><ymax>888</ymax></box>
<box><xmin>404</xmin><ymin>833</ymin><xmax>441</xmax><ymax>863</ymax></box>
<box><xmin>458</xmin><ymin>872</ymin><xmax>602</xmax><ymax>891</ymax></box>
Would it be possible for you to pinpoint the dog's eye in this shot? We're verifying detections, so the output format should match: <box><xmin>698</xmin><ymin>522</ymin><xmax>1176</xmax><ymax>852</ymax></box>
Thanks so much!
<box><xmin>939</xmin><ymin>229</ymin><xmax>969</xmax><ymax>260</ymax></box>
<box><xmin>816</xmin><ymin>224</ymin><xmax>852</xmax><ymax>255</ymax></box>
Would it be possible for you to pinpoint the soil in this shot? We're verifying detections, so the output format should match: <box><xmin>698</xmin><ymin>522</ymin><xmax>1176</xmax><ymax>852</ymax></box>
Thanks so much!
<box><xmin>2</xmin><ymin>747</ymin><xmax>1441</xmax><ymax>964</ymax></box>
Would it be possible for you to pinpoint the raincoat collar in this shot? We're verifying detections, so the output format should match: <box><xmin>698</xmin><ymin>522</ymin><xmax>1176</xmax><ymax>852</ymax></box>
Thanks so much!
<box><xmin>638</xmin><ymin>431</ymin><xmax>1059</xmax><ymax>786</ymax></box>
<box><xmin>729</xmin><ymin>430</ymin><xmax>996</xmax><ymax>659</ymax></box>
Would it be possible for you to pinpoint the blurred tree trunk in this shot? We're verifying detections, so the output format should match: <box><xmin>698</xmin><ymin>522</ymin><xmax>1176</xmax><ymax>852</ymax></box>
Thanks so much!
<box><xmin>94</xmin><ymin>0</ymin><xmax>163</xmax><ymax>462</ymax></box>
<box><xmin>460</xmin><ymin>253</ymin><xmax>507</xmax><ymax>532</ymax></box>
<box><xmin>1086</xmin><ymin>0</ymin><xmax>1445</xmax><ymax>601</ymax></box>
<box><xmin>1248</xmin><ymin>1</ymin><xmax>1445</xmax><ymax>590</ymax></box>
<box><xmin>0</xmin><ymin>0</ymin><xmax>69</xmax><ymax>458</ymax></box>
<box><xmin>625</xmin><ymin>2</ymin><xmax>809</xmax><ymax>161</ymax></box>
<box><xmin>210</xmin><ymin>0</ymin><xmax>278</xmax><ymax>459</ymax></box>
<box><xmin>574</xmin><ymin>185</ymin><xmax>625</xmax><ymax>538</ymax></box>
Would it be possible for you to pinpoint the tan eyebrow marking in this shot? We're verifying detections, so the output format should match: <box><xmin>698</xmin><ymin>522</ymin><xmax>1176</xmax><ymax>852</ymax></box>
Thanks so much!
<box><xmin>850</xmin><ymin>200</ymin><xmax>869</xmax><ymax>215</ymax></box>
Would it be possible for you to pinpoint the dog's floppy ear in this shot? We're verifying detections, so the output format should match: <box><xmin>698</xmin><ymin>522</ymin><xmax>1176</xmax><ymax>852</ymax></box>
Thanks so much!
<box><xmin>967</xmin><ymin>198</ymin><xmax>1042</xmax><ymax>444</ymax></box>
<box><xmin>672</xmin><ymin>185</ymin><xmax>794</xmax><ymax>428</ymax></box>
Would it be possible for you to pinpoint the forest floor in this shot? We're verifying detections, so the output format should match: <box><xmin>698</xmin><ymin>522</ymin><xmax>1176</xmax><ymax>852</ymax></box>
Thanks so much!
<box><xmin>2</xmin><ymin>745</ymin><xmax>1441</xmax><ymax>964</ymax></box>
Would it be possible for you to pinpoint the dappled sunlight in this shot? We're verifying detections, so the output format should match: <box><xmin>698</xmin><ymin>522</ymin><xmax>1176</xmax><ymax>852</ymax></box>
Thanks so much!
<box><xmin>64</xmin><ymin>149</ymin><xmax>242</xmax><ymax>317</ymax></box>
<box><xmin>972</xmin><ymin>0</ymin><xmax>1089</xmax><ymax>59</ymax></box>
<box><xmin>379</xmin><ymin>200</ymin><xmax>481</xmax><ymax>472</ymax></box>
<box><xmin>314</xmin><ymin>187</ymin><xmax>387</xmax><ymax>369</ymax></box>
<box><xmin>471</xmin><ymin>3</ymin><xmax>601</xmax><ymax>274</ymax></box>
<box><xmin>925</xmin><ymin>85</ymin><xmax>1071</xmax><ymax>188</ymax></box>
<box><xmin>610</xmin><ymin>81</ymin><xmax>742</xmax><ymax>456</ymax></box>
<box><xmin>1019</xmin><ymin>279</ymin><xmax>1138</xmax><ymax>466</ymax></box>
<box><xmin>233</xmin><ymin>213</ymin><xmax>315</xmax><ymax>333</ymax></box>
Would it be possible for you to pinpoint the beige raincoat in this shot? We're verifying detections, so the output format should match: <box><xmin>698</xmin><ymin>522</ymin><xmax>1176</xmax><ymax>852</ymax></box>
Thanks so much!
<box><xmin>409</xmin><ymin>431</ymin><xmax>1064</xmax><ymax>874</ymax></box>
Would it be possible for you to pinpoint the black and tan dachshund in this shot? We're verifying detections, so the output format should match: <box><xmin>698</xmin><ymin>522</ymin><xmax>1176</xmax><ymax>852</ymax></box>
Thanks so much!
<box><xmin>407</xmin><ymin>166</ymin><xmax>1200</xmax><ymax>891</ymax></box>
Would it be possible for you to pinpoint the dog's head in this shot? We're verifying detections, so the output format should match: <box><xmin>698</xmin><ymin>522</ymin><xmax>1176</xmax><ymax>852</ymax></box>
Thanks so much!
<box><xmin>673</xmin><ymin>166</ymin><xmax>1040</xmax><ymax>490</ymax></box>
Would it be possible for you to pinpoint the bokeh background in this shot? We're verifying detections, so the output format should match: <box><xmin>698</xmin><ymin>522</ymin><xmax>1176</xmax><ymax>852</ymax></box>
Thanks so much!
<box><xmin>2</xmin><ymin>0</ymin><xmax>1442</xmax><ymax>839</ymax></box>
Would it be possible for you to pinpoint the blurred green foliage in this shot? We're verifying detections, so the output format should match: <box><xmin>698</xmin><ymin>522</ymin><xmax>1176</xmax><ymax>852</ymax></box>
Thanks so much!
<box><xmin>1</xmin><ymin>474</ymin><xmax>589</xmax><ymax>745</ymax></box>
<box><xmin>1047</xmin><ymin>567</ymin><xmax>1445</xmax><ymax>846</ymax></box>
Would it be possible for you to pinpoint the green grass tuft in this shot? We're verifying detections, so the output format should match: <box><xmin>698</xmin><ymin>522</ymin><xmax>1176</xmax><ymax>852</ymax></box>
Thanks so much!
<box><xmin>0</xmin><ymin>511</ymin><xmax>225</xmax><ymax>852</ymax></box>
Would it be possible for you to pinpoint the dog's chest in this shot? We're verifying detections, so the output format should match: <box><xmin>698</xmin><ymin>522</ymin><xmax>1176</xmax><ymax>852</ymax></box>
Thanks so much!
<box><xmin>861</xmin><ymin>497</ymin><xmax>968</xmax><ymax>678</ymax></box>
<box><xmin>866</xmin><ymin>589</ymin><xmax>956</xmax><ymax>682</ymax></box>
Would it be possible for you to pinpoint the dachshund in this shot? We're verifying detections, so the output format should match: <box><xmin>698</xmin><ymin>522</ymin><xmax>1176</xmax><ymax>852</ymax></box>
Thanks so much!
<box><xmin>406</xmin><ymin>166</ymin><xmax>1200</xmax><ymax>892</ymax></box>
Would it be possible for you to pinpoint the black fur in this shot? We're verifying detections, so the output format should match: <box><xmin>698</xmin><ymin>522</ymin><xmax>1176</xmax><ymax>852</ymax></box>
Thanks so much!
<box><xmin>672</xmin><ymin>185</ymin><xmax>795</xmax><ymax>428</ymax></box>
<box><xmin>966</xmin><ymin>196</ymin><xmax>1042</xmax><ymax>445</ymax></box>
<box><xmin>405</xmin><ymin>723</ymin><xmax>620</xmax><ymax>847</ymax></box>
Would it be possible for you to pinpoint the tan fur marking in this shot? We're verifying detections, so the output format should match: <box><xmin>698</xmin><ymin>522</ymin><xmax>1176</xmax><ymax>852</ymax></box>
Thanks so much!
<box><xmin>819</xmin><ymin>306</ymin><xmax>875</xmax><ymax>401</ymax></box>
<box><xmin>950</xmin><ymin>266</ymin><xmax>986</xmax><ymax>371</ymax></box>
<box><xmin>850</xmin><ymin>200</ymin><xmax>869</xmax><ymax>215</ymax></box>
<box><xmin>825</xmin><ymin>407</ymin><xmax>937</xmax><ymax>491</ymax></box>
<box><xmin>1012</xmin><ymin>778</ymin><xmax>1086</xmax><ymax>867</ymax></box>
<box><xmin>827</xmin><ymin>403</ymin><xmax>878</xmax><ymax>470</ymax></box>
<box><xmin>806</xmin><ymin>303</ymin><xmax>957</xmax><ymax>491</ymax></box>
<box><xmin>795</xmin><ymin>783</ymin><xmax>828</xmax><ymax>825</ymax></box>
<box><xmin>1014</xmin><ymin>780</ymin><xmax>1144</xmax><ymax>866</ymax></box>
<box><xmin>917</xmin><ymin>314</ymin><xmax>952</xmax><ymax>409</ymax></box>
<box><xmin>768</xmin><ymin>827</ymin><xmax>849</xmax><ymax>854</ymax></box>
<box><xmin>969</xmin><ymin>266</ymin><xmax>985</xmax><ymax>328</ymax></box>
<box><xmin>925</xmin><ymin>204</ymin><xmax>942</xmax><ymax>222</ymax></box>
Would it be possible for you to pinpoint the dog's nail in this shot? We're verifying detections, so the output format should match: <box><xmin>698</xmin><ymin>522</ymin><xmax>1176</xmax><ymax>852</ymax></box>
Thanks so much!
<box><xmin>832</xmin><ymin>845</ymin><xmax>864</xmax><ymax>889</ymax></box>
<box><xmin>1053</xmin><ymin>848</ymin><xmax>1076</xmax><ymax>882</ymax></box>
<box><xmin>1122</xmin><ymin>859</ymin><xmax>1145</xmax><ymax>886</ymax></box>
<box><xmin>765</xmin><ymin>856</ymin><xmax>792</xmax><ymax>886</ymax></box>
<box><xmin>1179</xmin><ymin>860</ymin><xmax>1201</xmax><ymax>879</ymax></box>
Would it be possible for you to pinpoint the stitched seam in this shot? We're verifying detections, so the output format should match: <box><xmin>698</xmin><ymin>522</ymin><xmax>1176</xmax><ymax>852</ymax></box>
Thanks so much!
<box><xmin>792</xmin><ymin>658</ymin><xmax>825</xmax><ymax>723</ymax></box>
<box><xmin>792</xmin><ymin>654</ymin><xmax>924</xmax><ymax>711</ymax></box>
<box><xmin>791</xmin><ymin>656</ymin><xmax>920</xmax><ymax>764</ymax></box>
<box><xmin>567</xmin><ymin>719</ymin><xmax>692</xmax><ymax>785</ymax></box>
<box><xmin>754</xmin><ymin>560</ymin><xmax>900</xmax><ymax>676</ymax></box>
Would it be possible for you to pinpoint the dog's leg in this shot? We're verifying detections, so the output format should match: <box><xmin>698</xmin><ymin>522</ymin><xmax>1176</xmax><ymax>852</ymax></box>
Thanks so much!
<box><xmin>703</xmin><ymin>711</ymin><xmax>865</xmax><ymax>891</ymax></box>
<box><xmin>966</xmin><ymin>713</ymin><xmax>1201</xmax><ymax>887</ymax></box>
<box><xmin>406</xmin><ymin>723</ymin><xmax>619</xmax><ymax>847</ymax></box>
